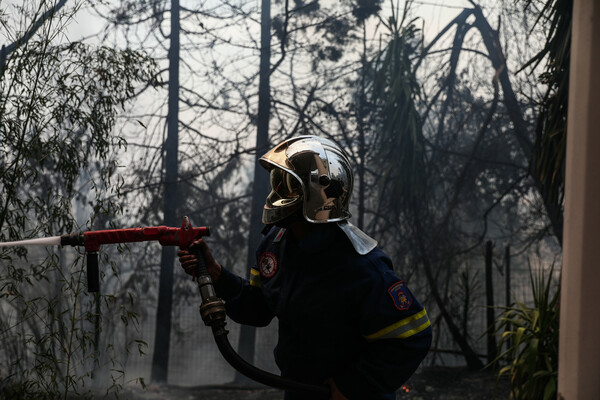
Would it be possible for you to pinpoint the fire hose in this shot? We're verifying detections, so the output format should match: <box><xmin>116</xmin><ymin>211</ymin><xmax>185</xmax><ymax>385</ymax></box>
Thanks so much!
<box><xmin>0</xmin><ymin>217</ymin><xmax>329</xmax><ymax>396</ymax></box>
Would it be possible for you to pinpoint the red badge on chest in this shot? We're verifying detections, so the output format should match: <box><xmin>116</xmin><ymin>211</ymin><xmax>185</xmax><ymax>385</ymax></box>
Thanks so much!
<box><xmin>388</xmin><ymin>281</ymin><xmax>413</xmax><ymax>310</ymax></box>
<box><xmin>258</xmin><ymin>252</ymin><xmax>278</xmax><ymax>278</ymax></box>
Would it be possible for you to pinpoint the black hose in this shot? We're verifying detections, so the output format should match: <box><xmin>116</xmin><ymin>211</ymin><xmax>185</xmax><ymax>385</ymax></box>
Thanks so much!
<box><xmin>211</xmin><ymin>323</ymin><xmax>330</xmax><ymax>396</ymax></box>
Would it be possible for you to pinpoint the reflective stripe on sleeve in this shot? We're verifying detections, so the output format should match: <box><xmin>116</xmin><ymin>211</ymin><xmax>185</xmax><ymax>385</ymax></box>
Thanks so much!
<box><xmin>364</xmin><ymin>308</ymin><xmax>431</xmax><ymax>341</ymax></box>
<box><xmin>250</xmin><ymin>268</ymin><xmax>261</xmax><ymax>288</ymax></box>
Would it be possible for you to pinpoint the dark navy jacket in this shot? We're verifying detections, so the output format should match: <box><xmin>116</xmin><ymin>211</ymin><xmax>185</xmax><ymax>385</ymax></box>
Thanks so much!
<box><xmin>214</xmin><ymin>223</ymin><xmax>431</xmax><ymax>400</ymax></box>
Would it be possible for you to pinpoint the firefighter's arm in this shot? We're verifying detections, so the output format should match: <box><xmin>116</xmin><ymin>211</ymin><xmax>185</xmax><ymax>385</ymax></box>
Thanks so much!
<box><xmin>178</xmin><ymin>240</ymin><xmax>275</xmax><ymax>327</ymax></box>
<box><xmin>333</xmin><ymin>271</ymin><xmax>432</xmax><ymax>399</ymax></box>
<box><xmin>212</xmin><ymin>266</ymin><xmax>275</xmax><ymax>327</ymax></box>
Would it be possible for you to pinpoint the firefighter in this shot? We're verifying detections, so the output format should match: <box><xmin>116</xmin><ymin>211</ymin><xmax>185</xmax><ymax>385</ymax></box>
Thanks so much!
<box><xmin>179</xmin><ymin>136</ymin><xmax>432</xmax><ymax>400</ymax></box>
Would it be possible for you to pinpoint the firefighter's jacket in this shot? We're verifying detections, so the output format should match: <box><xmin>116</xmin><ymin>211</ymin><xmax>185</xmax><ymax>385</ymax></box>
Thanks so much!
<box><xmin>214</xmin><ymin>223</ymin><xmax>432</xmax><ymax>400</ymax></box>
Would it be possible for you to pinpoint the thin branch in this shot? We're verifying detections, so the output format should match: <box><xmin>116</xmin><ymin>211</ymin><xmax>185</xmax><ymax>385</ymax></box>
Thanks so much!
<box><xmin>270</xmin><ymin>0</ymin><xmax>290</xmax><ymax>75</ymax></box>
<box><xmin>0</xmin><ymin>0</ymin><xmax>68</xmax><ymax>73</ymax></box>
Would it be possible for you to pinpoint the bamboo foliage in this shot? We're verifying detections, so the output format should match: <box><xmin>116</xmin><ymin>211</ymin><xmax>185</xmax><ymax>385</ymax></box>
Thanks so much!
<box><xmin>0</xmin><ymin>1</ymin><xmax>156</xmax><ymax>397</ymax></box>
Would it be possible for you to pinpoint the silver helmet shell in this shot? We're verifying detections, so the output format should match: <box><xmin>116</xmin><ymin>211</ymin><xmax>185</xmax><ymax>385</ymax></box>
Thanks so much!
<box><xmin>260</xmin><ymin>135</ymin><xmax>353</xmax><ymax>224</ymax></box>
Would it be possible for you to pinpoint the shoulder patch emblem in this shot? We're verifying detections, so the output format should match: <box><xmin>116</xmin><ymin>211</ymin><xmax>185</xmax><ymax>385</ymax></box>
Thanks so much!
<box><xmin>258</xmin><ymin>252</ymin><xmax>278</xmax><ymax>278</ymax></box>
<box><xmin>388</xmin><ymin>281</ymin><xmax>412</xmax><ymax>311</ymax></box>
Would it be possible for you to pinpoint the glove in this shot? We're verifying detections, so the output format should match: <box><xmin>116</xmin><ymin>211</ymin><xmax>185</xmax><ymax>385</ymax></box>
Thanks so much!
<box><xmin>178</xmin><ymin>238</ymin><xmax>222</xmax><ymax>283</ymax></box>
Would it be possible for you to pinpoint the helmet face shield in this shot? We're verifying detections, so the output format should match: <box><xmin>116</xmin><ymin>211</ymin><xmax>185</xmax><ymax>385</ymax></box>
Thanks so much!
<box><xmin>260</xmin><ymin>136</ymin><xmax>353</xmax><ymax>224</ymax></box>
<box><xmin>270</xmin><ymin>168</ymin><xmax>302</xmax><ymax>205</ymax></box>
<box><xmin>262</xmin><ymin>168</ymin><xmax>303</xmax><ymax>224</ymax></box>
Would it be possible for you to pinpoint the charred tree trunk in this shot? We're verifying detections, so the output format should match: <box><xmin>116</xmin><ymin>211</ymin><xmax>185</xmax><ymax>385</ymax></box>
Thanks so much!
<box><xmin>356</xmin><ymin>22</ymin><xmax>368</xmax><ymax>230</ymax></box>
<box><xmin>151</xmin><ymin>0</ymin><xmax>180</xmax><ymax>384</ymax></box>
<box><xmin>236</xmin><ymin>0</ymin><xmax>272</xmax><ymax>383</ymax></box>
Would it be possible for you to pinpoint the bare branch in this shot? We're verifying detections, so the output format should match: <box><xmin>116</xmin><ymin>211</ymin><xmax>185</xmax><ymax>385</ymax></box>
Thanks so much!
<box><xmin>0</xmin><ymin>0</ymin><xmax>68</xmax><ymax>73</ymax></box>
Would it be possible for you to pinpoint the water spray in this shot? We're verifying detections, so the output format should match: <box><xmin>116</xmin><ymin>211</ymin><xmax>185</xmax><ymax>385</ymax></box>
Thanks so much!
<box><xmin>0</xmin><ymin>236</ymin><xmax>63</xmax><ymax>247</ymax></box>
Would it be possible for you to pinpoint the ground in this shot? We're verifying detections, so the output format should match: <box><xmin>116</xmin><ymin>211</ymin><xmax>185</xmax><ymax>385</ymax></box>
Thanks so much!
<box><xmin>121</xmin><ymin>366</ymin><xmax>511</xmax><ymax>399</ymax></box>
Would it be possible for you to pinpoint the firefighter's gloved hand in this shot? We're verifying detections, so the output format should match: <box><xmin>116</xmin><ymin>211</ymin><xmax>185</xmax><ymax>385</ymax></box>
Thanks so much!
<box><xmin>178</xmin><ymin>238</ymin><xmax>222</xmax><ymax>284</ymax></box>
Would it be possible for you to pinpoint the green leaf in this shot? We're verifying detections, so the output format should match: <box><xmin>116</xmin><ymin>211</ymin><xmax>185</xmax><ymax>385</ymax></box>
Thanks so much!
<box><xmin>543</xmin><ymin>377</ymin><xmax>557</xmax><ymax>400</ymax></box>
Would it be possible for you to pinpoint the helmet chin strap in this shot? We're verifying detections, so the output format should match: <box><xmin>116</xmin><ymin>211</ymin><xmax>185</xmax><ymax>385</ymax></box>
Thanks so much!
<box><xmin>274</xmin><ymin>209</ymin><xmax>305</xmax><ymax>229</ymax></box>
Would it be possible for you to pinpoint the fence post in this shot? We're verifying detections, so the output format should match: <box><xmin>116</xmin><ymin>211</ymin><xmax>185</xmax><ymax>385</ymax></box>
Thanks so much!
<box><xmin>485</xmin><ymin>240</ymin><xmax>497</xmax><ymax>364</ymax></box>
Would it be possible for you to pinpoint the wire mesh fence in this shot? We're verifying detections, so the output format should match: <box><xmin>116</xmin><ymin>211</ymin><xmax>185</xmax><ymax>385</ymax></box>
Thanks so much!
<box><xmin>121</xmin><ymin>277</ymin><xmax>280</xmax><ymax>387</ymax></box>
<box><xmin>0</xmin><ymin>238</ymin><xmax>558</xmax><ymax>395</ymax></box>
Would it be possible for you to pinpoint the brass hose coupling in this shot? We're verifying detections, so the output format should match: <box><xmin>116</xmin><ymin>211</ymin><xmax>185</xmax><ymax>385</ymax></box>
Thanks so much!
<box><xmin>199</xmin><ymin>297</ymin><xmax>227</xmax><ymax>327</ymax></box>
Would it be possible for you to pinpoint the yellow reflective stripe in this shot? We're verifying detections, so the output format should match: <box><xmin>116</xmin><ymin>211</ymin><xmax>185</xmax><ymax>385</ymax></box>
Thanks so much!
<box><xmin>250</xmin><ymin>268</ymin><xmax>261</xmax><ymax>287</ymax></box>
<box><xmin>364</xmin><ymin>308</ymin><xmax>429</xmax><ymax>341</ymax></box>
<box><xmin>396</xmin><ymin>318</ymin><xmax>431</xmax><ymax>339</ymax></box>
<box><xmin>365</xmin><ymin>309</ymin><xmax>427</xmax><ymax>340</ymax></box>
<box><xmin>250</xmin><ymin>279</ymin><xmax>261</xmax><ymax>287</ymax></box>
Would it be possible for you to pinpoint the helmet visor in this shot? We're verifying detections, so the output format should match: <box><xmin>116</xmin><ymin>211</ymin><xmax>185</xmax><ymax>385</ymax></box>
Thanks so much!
<box><xmin>269</xmin><ymin>168</ymin><xmax>302</xmax><ymax>206</ymax></box>
<box><xmin>262</xmin><ymin>168</ymin><xmax>303</xmax><ymax>224</ymax></box>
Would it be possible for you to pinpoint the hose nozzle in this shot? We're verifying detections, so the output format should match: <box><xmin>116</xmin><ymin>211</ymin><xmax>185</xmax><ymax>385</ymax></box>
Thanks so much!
<box><xmin>60</xmin><ymin>232</ymin><xmax>85</xmax><ymax>247</ymax></box>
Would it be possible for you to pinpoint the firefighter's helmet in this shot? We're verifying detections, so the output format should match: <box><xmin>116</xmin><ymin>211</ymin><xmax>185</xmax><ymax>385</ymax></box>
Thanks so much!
<box><xmin>259</xmin><ymin>136</ymin><xmax>353</xmax><ymax>225</ymax></box>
